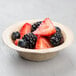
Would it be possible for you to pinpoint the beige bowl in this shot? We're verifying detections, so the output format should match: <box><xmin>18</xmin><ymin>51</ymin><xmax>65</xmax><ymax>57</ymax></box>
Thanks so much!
<box><xmin>2</xmin><ymin>19</ymin><xmax>74</xmax><ymax>61</ymax></box>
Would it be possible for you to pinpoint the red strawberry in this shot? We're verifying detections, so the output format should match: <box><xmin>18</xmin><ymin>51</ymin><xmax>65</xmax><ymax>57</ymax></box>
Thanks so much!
<box><xmin>33</xmin><ymin>18</ymin><xmax>56</xmax><ymax>36</ymax></box>
<box><xmin>35</xmin><ymin>37</ymin><xmax>52</xmax><ymax>49</ymax></box>
<box><xmin>20</xmin><ymin>23</ymin><xmax>32</xmax><ymax>38</ymax></box>
<box><xmin>14</xmin><ymin>39</ymin><xmax>19</xmax><ymax>45</ymax></box>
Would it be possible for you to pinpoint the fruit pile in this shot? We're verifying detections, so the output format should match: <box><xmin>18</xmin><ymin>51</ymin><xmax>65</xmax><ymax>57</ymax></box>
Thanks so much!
<box><xmin>11</xmin><ymin>18</ymin><xmax>64</xmax><ymax>49</ymax></box>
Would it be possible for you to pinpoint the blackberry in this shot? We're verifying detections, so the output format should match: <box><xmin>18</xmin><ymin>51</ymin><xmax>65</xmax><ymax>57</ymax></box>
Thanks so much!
<box><xmin>22</xmin><ymin>33</ymin><xmax>37</xmax><ymax>49</ymax></box>
<box><xmin>31</xmin><ymin>21</ymin><xmax>42</xmax><ymax>32</ymax></box>
<box><xmin>55</xmin><ymin>26</ymin><xmax>61</xmax><ymax>32</ymax></box>
<box><xmin>12</xmin><ymin>31</ymin><xmax>20</xmax><ymax>40</ymax></box>
<box><xmin>50</xmin><ymin>31</ymin><xmax>63</xmax><ymax>46</ymax></box>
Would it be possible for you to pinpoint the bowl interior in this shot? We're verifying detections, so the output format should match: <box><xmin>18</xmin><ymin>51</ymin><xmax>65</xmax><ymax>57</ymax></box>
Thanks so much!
<box><xmin>2</xmin><ymin>19</ymin><xmax>74</xmax><ymax>53</ymax></box>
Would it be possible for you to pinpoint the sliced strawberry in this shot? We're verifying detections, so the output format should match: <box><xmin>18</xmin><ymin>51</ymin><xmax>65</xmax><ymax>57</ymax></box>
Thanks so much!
<box><xmin>14</xmin><ymin>39</ymin><xmax>19</xmax><ymax>45</ymax></box>
<box><xmin>35</xmin><ymin>37</ymin><xmax>52</xmax><ymax>49</ymax></box>
<box><xmin>33</xmin><ymin>18</ymin><xmax>56</xmax><ymax>36</ymax></box>
<box><xmin>20</xmin><ymin>23</ymin><xmax>32</xmax><ymax>38</ymax></box>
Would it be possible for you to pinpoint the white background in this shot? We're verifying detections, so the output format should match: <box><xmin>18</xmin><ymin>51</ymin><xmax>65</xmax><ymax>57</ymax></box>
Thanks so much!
<box><xmin>0</xmin><ymin>0</ymin><xmax>76</xmax><ymax>76</ymax></box>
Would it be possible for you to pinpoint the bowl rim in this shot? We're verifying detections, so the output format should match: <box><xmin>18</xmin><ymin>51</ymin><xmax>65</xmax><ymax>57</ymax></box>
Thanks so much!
<box><xmin>2</xmin><ymin>19</ymin><xmax>74</xmax><ymax>54</ymax></box>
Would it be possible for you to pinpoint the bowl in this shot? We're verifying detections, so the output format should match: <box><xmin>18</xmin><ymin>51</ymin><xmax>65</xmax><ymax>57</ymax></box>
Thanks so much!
<box><xmin>2</xmin><ymin>19</ymin><xmax>74</xmax><ymax>61</ymax></box>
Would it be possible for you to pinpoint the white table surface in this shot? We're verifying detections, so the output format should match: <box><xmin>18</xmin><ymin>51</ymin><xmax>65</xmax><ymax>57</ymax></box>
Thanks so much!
<box><xmin>0</xmin><ymin>0</ymin><xmax>76</xmax><ymax>76</ymax></box>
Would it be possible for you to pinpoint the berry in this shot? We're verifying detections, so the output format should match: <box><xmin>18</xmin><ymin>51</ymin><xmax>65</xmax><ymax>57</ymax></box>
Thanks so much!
<box><xmin>50</xmin><ymin>32</ymin><xmax>63</xmax><ymax>46</ymax></box>
<box><xmin>20</xmin><ymin>23</ymin><xmax>32</xmax><ymax>38</ymax></box>
<box><xmin>31</xmin><ymin>21</ymin><xmax>42</xmax><ymax>32</ymax></box>
<box><xmin>35</xmin><ymin>37</ymin><xmax>51</xmax><ymax>49</ymax></box>
<box><xmin>14</xmin><ymin>39</ymin><xmax>20</xmax><ymax>45</ymax></box>
<box><xmin>22</xmin><ymin>33</ymin><xmax>37</xmax><ymax>49</ymax></box>
<box><xmin>12</xmin><ymin>31</ymin><xmax>20</xmax><ymax>40</ymax></box>
<box><xmin>18</xmin><ymin>39</ymin><xmax>26</xmax><ymax>48</ymax></box>
<box><xmin>55</xmin><ymin>26</ymin><xmax>61</xmax><ymax>32</ymax></box>
<box><xmin>33</xmin><ymin>18</ymin><xmax>56</xmax><ymax>36</ymax></box>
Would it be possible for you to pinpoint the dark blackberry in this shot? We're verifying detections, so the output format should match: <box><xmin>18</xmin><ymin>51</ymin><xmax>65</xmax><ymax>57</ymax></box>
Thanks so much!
<box><xmin>50</xmin><ymin>32</ymin><xmax>63</xmax><ymax>46</ymax></box>
<box><xmin>18</xmin><ymin>39</ymin><xmax>26</xmax><ymax>48</ymax></box>
<box><xmin>31</xmin><ymin>21</ymin><xmax>42</xmax><ymax>32</ymax></box>
<box><xmin>12</xmin><ymin>31</ymin><xmax>20</xmax><ymax>40</ymax></box>
<box><xmin>55</xmin><ymin>26</ymin><xmax>61</xmax><ymax>33</ymax></box>
<box><xmin>22</xmin><ymin>33</ymin><xmax>37</xmax><ymax>49</ymax></box>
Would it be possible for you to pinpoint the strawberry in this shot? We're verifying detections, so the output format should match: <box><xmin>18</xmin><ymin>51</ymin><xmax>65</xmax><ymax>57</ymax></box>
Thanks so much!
<box><xmin>33</xmin><ymin>18</ymin><xmax>56</xmax><ymax>36</ymax></box>
<box><xmin>20</xmin><ymin>23</ymin><xmax>32</xmax><ymax>38</ymax></box>
<box><xmin>14</xmin><ymin>23</ymin><xmax>31</xmax><ymax>45</ymax></box>
<box><xmin>35</xmin><ymin>37</ymin><xmax>52</xmax><ymax>49</ymax></box>
<box><xmin>14</xmin><ymin>39</ymin><xmax>20</xmax><ymax>45</ymax></box>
